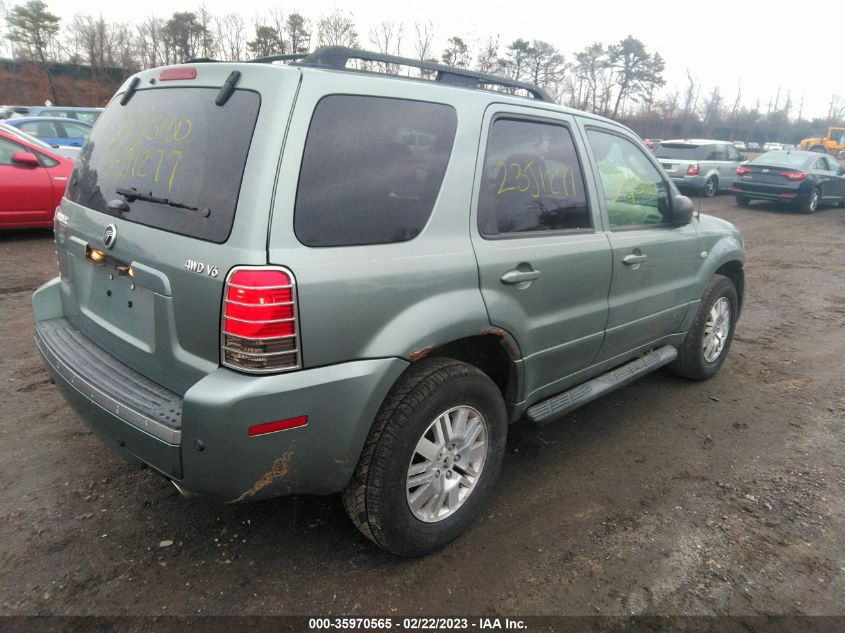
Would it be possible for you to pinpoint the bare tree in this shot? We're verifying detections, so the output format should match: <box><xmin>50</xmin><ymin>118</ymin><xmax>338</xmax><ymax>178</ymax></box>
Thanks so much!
<box><xmin>368</xmin><ymin>21</ymin><xmax>402</xmax><ymax>73</ymax></box>
<box><xmin>475</xmin><ymin>36</ymin><xmax>500</xmax><ymax>75</ymax></box>
<box><xmin>195</xmin><ymin>5</ymin><xmax>217</xmax><ymax>59</ymax></box>
<box><xmin>702</xmin><ymin>86</ymin><xmax>723</xmax><ymax>127</ymax></box>
<box><xmin>682</xmin><ymin>70</ymin><xmax>699</xmax><ymax>118</ymax></box>
<box><xmin>316</xmin><ymin>10</ymin><xmax>358</xmax><ymax>48</ymax></box>
<box><xmin>0</xmin><ymin>0</ymin><xmax>11</xmax><ymax>57</ymax></box>
<box><xmin>136</xmin><ymin>16</ymin><xmax>166</xmax><ymax>68</ymax></box>
<box><xmin>215</xmin><ymin>13</ymin><xmax>245</xmax><ymax>61</ymax></box>
<box><xmin>828</xmin><ymin>94</ymin><xmax>845</xmax><ymax>122</ymax></box>
<box><xmin>413</xmin><ymin>21</ymin><xmax>433</xmax><ymax>62</ymax></box>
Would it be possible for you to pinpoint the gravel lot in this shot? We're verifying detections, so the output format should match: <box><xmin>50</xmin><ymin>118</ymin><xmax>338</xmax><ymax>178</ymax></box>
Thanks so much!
<box><xmin>0</xmin><ymin>194</ymin><xmax>843</xmax><ymax>617</ymax></box>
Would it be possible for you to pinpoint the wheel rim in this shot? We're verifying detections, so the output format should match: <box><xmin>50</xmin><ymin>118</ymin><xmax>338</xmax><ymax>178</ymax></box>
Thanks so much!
<box><xmin>703</xmin><ymin>297</ymin><xmax>731</xmax><ymax>363</ymax></box>
<box><xmin>406</xmin><ymin>405</ymin><xmax>488</xmax><ymax>523</ymax></box>
<box><xmin>809</xmin><ymin>191</ymin><xmax>819</xmax><ymax>211</ymax></box>
<box><xmin>705</xmin><ymin>178</ymin><xmax>716</xmax><ymax>196</ymax></box>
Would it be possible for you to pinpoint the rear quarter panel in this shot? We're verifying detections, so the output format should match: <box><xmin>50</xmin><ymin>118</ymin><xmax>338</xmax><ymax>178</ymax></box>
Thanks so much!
<box><xmin>268</xmin><ymin>72</ymin><xmax>494</xmax><ymax>368</ymax></box>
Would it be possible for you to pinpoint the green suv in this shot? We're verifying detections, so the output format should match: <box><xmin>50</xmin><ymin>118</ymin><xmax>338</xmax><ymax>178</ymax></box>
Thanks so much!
<box><xmin>33</xmin><ymin>47</ymin><xmax>745</xmax><ymax>556</ymax></box>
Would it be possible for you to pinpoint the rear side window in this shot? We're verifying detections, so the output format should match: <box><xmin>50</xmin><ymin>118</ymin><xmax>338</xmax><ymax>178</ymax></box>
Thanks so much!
<box><xmin>66</xmin><ymin>88</ymin><xmax>260</xmax><ymax>243</ymax></box>
<box><xmin>478</xmin><ymin>118</ymin><xmax>591</xmax><ymax>236</ymax></box>
<box><xmin>294</xmin><ymin>96</ymin><xmax>457</xmax><ymax>247</ymax></box>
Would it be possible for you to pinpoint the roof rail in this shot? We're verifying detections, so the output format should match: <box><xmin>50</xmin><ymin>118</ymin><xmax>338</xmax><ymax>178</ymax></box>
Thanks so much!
<box><xmin>248</xmin><ymin>53</ymin><xmax>310</xmax><ymax>64</ymax></box>
<box><xmin>294</xmin><ymin>46</ymin><xmax>552</xmax><ymax>102</ymax></box>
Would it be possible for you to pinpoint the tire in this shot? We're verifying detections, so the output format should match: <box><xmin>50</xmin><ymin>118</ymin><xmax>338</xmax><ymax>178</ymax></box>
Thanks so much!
<box><xmin>736</xmin><ymin>195</ymin><xmax>751</xmax><ymax>207</ymax></box>
<box><xmin>342</xmin><ymin>357</ymin><xmax>508</xmax><ymax>557</ymax></box>
<box><xmin>800</xmin><ymin>188</ymin><xmax>820</xmax><ymax>214</ymax></box>
<box><xmin>702</xmin><ymin>176</ymin><xmax>718</xmax><ymax>198</ymax></box>
<box><xmin>668</xmin><ymin>275</ymin><xmax>738</xmax><ymax>381</ymax></box>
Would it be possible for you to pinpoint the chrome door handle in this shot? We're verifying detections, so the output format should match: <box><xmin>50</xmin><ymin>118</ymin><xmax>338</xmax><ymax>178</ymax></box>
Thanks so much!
<box><xmin>501</xmin><ymin>268</ymin><xmax>542</xmax><ymax>285</ymax></box>
<box><xmin>622</xmin><ymin>252</ymin><xmax>648</xmax><ymax>266</ymax></box>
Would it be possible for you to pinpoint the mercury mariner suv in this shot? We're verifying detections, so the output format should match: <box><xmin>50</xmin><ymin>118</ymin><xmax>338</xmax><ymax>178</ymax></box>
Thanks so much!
<box><xmin>33</xmin><ymin>47</ymin><xmax>745</xmax><ymax>556</ymax></box>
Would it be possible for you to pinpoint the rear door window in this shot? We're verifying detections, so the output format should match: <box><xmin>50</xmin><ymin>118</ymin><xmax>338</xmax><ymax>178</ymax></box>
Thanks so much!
<box><xmin>294</xmin><ymin>95</ymin><xmax>457</xmax><ymax>247</ymax></box>
<box><xmin>66</xmin><ymin>88</ymin><xmax>260</xmax><ymax>243</ymax></box>
<box><xmin>477</xmin><ymin>118</ymin><xmax>591</xmax><ymax>236</ymax></box>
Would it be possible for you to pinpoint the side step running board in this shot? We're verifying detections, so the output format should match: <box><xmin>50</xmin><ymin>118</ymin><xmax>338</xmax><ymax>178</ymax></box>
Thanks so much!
<box><xmin>527</xmin><ymin>345</ymin><xmax>678</xmax><ymax>427</ymax></box>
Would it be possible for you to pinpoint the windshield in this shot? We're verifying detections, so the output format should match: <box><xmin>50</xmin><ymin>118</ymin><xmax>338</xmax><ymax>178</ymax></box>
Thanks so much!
<box><xmin>66</xmin><ymin>87</ymin><xmax>260</xmax><ymax>243</ymax></box>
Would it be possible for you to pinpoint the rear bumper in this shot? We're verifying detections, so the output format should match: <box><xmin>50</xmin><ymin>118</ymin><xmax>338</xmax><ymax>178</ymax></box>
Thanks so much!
<box><xmin>667</xmin><ymin>174</ymin><xmax>705</xmax><ymax>189</ymax></box>
<box><xmin>33</xmin><ymin>277</ymin><xmax>409</xmax><ymax>501</ymax></box>
<box><xmin>731</xmin><ymin>183</ymin><xmax>806</xmax><ymax>202</ymax></box>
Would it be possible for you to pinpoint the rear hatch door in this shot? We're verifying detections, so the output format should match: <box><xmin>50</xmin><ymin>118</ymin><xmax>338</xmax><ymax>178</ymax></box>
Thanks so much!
<box><xmin>55</xmin><ymin>64</ymin><xmax>301</xmax><ymax>395</ymax></box>
<box><xmin>654</xmin><ymin>143</ymin><xmax>700</xmax><ymax>174</ymax></box>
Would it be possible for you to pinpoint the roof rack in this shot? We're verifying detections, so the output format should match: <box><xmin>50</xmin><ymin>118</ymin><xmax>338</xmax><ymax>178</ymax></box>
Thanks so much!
<box><xmin>291</xmin><ymin>46</ymin><xmax>551</xmax><ymax>102</ymax></box>
<box><xmin>248</xmin><ymin>53</ymin><xmax>310</xmax><ymax>64</ymax></box>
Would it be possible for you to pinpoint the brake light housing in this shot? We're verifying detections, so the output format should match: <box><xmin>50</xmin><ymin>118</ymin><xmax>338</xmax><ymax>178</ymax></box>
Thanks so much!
<box><xmin>686</xmin><ymin>163</ymin><xmax>700</xmax><ymax>176</ymax></box>
<box><xmin>222</xmin><ymin>266</ymin><xmax>301</xmax><ymax>373</ymax></box>
<box><xmin>736</xmin><ymin>166</ymin><xmax>752</xmax><ymax>176</ymax></box>
<box><xmin>779</xmin><ymin>171</ymin><xmax>808</xmax><ymax>181</ymax></box>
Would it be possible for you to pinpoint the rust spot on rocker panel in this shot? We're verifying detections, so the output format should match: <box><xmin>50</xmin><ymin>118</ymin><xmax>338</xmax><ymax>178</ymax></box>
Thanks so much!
<box><xmin>230</xmin><ymin>451</ymin><xmax>293</xmax><ymax>503</ymax></box>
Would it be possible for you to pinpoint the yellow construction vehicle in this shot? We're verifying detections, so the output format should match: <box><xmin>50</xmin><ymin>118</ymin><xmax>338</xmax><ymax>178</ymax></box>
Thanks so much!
<box><xmin>798</xmin><ymin>127</ymin><xmax>845</xmax><ymax>154</ymax></box>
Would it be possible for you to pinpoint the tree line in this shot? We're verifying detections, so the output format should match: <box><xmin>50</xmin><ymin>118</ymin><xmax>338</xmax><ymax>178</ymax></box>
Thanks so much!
<box><xmin>2</xmin><ymin>0</ymin><xmax>843</xmax><ymax>142</ymax></box>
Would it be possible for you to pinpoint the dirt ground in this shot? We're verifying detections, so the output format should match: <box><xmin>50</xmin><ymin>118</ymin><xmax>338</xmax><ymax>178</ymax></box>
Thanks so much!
<box><xmin>0</xmin><ymin>194</ymin><xmax>843</xmax><ymax>619</ymax></box>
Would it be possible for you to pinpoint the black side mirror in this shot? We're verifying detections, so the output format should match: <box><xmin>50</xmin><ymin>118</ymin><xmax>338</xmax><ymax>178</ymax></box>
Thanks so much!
<box><xmin>672</xmin><ymin>195</ymin><xmax>694</xmax><ymax>225</ymax></box>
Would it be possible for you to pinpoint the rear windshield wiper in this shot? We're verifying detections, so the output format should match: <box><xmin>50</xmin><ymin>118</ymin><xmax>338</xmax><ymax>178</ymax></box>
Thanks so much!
<box><xmin>116</xmin><ymin>187</ymin><xmax>198</xmax><ymax>211</ymax></box>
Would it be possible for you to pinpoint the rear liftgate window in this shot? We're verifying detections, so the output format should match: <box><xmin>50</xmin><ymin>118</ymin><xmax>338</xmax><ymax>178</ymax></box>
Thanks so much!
<box><xmin>294</xmin><ymin>96</ymin><xmax>458</xmax><ymax>247</ymax></box>
<box><xmin>66</xmin><ymin>88</ymin><xmax>260</xmax><ymax>243</ymax></box>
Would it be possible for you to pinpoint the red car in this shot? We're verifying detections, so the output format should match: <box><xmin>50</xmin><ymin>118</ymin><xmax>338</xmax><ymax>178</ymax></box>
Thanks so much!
<box><xmin>0</xmin><ymin>125</ymin><xmax>75</xmax><ymax>229</ymax></box>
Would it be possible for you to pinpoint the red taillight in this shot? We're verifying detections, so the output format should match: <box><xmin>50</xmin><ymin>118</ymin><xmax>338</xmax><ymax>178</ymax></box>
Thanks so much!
<box><xmin>159</xmin><ymin>67</ymin><xmax>197</xmax><ymax>81</ymax></box>
<box><xmin>222</xmin><ymin>267</ymin><xmax>300</xmax><ymax>373</ymax></box>
<box><xmin>687</xmin><ymin>163</ymin><xmax>700</xmax><ymax>176</ymax></box>
<box><xmin>248</xmin><ymin>415</ymin><xmax>308</xmax><ymax>437</ymax></box>
<box><xmin>736</xmin><ymin>166</ymin><xmax>752</xmax><ymax>176</ymax></box>
<box><xmin>779</xmin><ymin>171</ymin><xmax>807</xmax><ymax>181</ymax></box>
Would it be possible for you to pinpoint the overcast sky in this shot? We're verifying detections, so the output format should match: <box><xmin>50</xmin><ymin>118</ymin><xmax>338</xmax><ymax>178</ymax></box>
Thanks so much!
<box><xmin>45</xmin><ymin>0</ymin><xmax>843</xmax><ymax>119</ymax></box>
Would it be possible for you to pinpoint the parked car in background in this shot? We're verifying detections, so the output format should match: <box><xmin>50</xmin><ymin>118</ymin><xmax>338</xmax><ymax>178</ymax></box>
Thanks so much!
<box><xmin>732</xmin><ymin>150</ymin><xmax>845</xmax><ymax>213</ymax></box>
<box><xmin>733</xmin><ymin>141</ymin><xmax>747</xmax><ymax>152</ymax></box>
<box><xmin>747</xmin><ymin>142</ymin><xmax>761</xmax><ymax>152</ymax></box>
<box><xmin>0</xmin><ymin>125</ymin><xmax>75</xmax><ymax>229</ymax></box>
<box><xmin>643</xmin><ymin>138</ymin><xmax>662</xmax><ymax>149</ymax></box>
<box><xmin>10</xmin><ymin>106</ymin><xmax>103</xmax><ymax>125</ymax></box>
<box><xmin>0</xmin><ymin>123</ymin><xmax>80</xmax><ymax>160</ymax></box>
<box><xmin>782</xmin><ymin>144</ymin><xmax>796</xmax><ymax>151</ymax></box>
<box><xmin>0</xmin><ymin>105</ymin><xmax>31</xmax><ymax>119</ymax></box>
<box><xmin>4</xmin><ymin>117</ymin><xmax>92</xmax><ymax>148</ymax></box>
<box><xmin>762</xmin><ymin>142</ymin><xmax>783</xmax><ymax>152</ymax></box>
<box><xmin>654</xmin><ymin>139</ymin><xmax>745</xmax><ymax>196</ymax></box>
